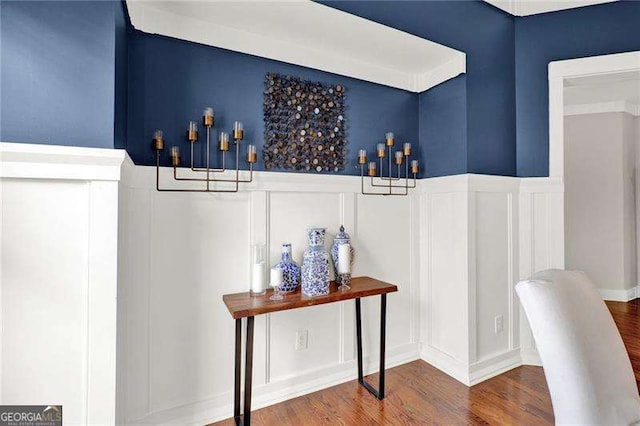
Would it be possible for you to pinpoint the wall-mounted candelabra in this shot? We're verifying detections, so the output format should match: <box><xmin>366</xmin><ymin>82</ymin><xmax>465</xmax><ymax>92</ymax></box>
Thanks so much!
<box><xmin>153</xmin><ymin>107</ymin><xmax>257</xmax><ymax>192</ymax></box>
<box><xmin>357</xmin><ymin>132</ymin><xmax>419</xmax><ymax>196</ymax></box>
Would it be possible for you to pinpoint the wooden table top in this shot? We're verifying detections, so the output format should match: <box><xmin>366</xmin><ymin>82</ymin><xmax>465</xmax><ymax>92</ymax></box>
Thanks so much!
<box><xmin>223</xmin><ymin>276</ymin><xmax>397</xmax><ymax>319</ymax></box>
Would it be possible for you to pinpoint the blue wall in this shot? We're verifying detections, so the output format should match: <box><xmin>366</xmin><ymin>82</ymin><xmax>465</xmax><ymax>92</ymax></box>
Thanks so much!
<box><xmin>114</xmin><ymin>0</ymin><xmax>129</xmax><ymax>150</ymax></box>
<box><xmin>5</xmin><ymin>1</ymin><xmax>640</xmax><ymax>179</ymax></box>
<box><xmin>515</xmin><ymin>1</ymin><xmax>640</xmax><ymax>176</ymax></box>
<box><xmin>0</xmin><ymin>1</ymin><xmax>126</xmax><ymax>149</ymax></box>
<box><xmin>322</xmin><ymin>0</ymin><xmax>516</xmax><ymax>176</ymax></box>
<box><xmin>419</xmin><ymin>75</ymin><xmax>467</xmax><ymax>177</ymax></box>
<box><xmin>127</xmin><ymin>32</ymin><xmax>418</xmax><ymax>175</ymax></box>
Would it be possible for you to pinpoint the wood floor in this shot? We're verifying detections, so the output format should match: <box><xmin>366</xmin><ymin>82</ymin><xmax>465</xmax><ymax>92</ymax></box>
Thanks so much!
<box><xmin>213</xmin><ymin>299</ymin><xmax>640</xmax><ymax>425</ymax></box>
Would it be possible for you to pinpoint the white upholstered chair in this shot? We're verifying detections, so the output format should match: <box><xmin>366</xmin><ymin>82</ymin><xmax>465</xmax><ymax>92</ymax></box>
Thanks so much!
<box><xmin>516</xmin><ymin>269</ymin><xmax>640</xmax><ymax>425</ymax></box>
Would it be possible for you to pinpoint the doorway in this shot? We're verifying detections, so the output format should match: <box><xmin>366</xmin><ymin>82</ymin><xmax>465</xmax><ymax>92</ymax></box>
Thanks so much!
<box><xmin>552</xmin><ymin>54</ymin><xmax>640</xmax><ymax>300</ymax></box>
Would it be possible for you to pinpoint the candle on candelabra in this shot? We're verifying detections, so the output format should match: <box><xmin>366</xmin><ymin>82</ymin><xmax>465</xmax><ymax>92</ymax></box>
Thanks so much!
<box><xmin>153</xmin><ymin>130</ymin><xmax>164</xmax><ymax>150</ymax></box>
<box><xmin>395</xmin><ymin>151</ymin><xmax>403</xmax><ymax>165</ymax></box>
<box><xmin>403</xmin><ymin>143</ymin><xmax>412</xmax><ymax>156</ymax></box>
<box><xmin>247</xmin><ymin>144</ymin><xmax>257</xmax><ymax>163</ymax></box>
<box><xmin>368</xmin><ymin>161</ymin><xmax>377</xmax><ymax>177</ymax></box>
<box><xmin>170</xmin><ymin>146</ymin><xmax>181</xmax><ymax>166</ymax></box>
<box><xmin>219</xmin><ymin>132</ymin><xmax>229</xmax><ymax>151</ymax></box>
<box><xmin>233</xmin><ymin>121</ymin><xmax>244</xmax><ymax>140</ymax></box>
<box><xmin>187</xmin><ymin>121</ymin><xmax>198</xmax><ymax>142</ymax></box>
<box><xmin>337</xmin><ymin>244</ymin><xmax>351</xmax><ymax>274</ymax></box>
<box><xmin>411</xmin><ymin>160</ymin><xmax>419</xmax><ymax>174</ymax></box>
<box><xmin>203</xmin><ymin>107</ymin><xmax>214</xmax><ymax>127</ymax></box>
<box><xmin>385</xmin><ymin>132</ymin><xmax>395</xmax><ymax>147</ymax></box>
<box><xmin>377</xmin><ymin>143</ymin><xmax>386</xmax><ymax>158</ymax></box>
<box><xmin>358</xmin><ymin>149</ymin><xmax>367</xmax><ymax>164</ymax></box>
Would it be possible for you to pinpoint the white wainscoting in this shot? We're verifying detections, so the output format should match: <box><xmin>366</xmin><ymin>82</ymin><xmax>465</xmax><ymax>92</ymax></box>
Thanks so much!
<box><xmin>0</xmin><ymin>143</ymin><xmax>562</xmax><ymax>425</ymax></box>
<box><xmin>0</xmin><ymin>142</ymin><xmax>125</xmax><ymax>424</ymax></box>
<box><xmin>118</xmin><ymin>160</ymin><xmax>562</xmax><ymax>424</ymax></box>
<box><xmin>518</xmin><ymin>179</ymin><xmax>565</xmax><ymax>365</ymax></box>
<box><xmin>418</xmin><ymin>175</ymin><xmax>562</xmax><ymax>382</ymax></box>
<box><xmin>117</xmin><ymin>160</ymin><xmax>422</xmax><ymax>425</ymax></box>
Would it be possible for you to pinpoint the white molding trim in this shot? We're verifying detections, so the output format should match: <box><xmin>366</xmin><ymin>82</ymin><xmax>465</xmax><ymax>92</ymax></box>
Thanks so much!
<box><xmin>469</xmin><ymin>349</ymin><xmax>522</xmax><ymax>385</ymax></box>
<box><xmin>564</xmin><ymin>101</ymin><xmax>640</xmax><ymax>117</ymax></box>
<box><xmin>130</xmin><ymin>162</ymin><xmax>561</xmax><ymax>197</ymax></box>
<box><xmin>520</xmin><ymin>348</ymin><xmax>542</xmax><ymax>366</ymax></box>
<box><xmin>126</xmin><ymin>0</ymin><xmax>465</xmax><ymax>93</ymax></box>
<box><xmin>483</xmin><ymin>0</ymin><xmax>617</xmax><ymax>16</ymax></box>
<box><xmin>548</xmin><ymin>51</ymin><xmax>640</xmax><ymax>178</ymax></box>
<box><xmin>0</xmin><ymin>142</ymin><xmax>126</xmax><ymax>181</ymax></box>
<box><xmin>599</xmin><ymin>285</ymin><xmax>640</xmax><ymax>302</ymax></box>
<box><xmin>1</xmin><ymin>142</ymin><xmax>123</xmax><ymax>423</ymax></box>
<box><xmin>549</xmin><ymin>51</ymin><xmax>640</xmax><ymax>81</ymax></box>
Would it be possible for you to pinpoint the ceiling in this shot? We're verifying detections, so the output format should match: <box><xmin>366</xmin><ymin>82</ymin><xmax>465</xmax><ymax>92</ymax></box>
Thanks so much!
<box><xmin>126</xmin><ymin>0</ymin><xmax>466</xmax><ymax>93</ymax></box>
<box><xmin>483</xmin><ymin>0</ymin><xmax>617</xmax><ymax>16</ymax></box>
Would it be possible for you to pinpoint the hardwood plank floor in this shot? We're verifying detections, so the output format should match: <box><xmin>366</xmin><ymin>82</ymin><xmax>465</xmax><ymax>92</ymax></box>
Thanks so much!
<box><xmin>213</xmin><ymin>300</ymin><xmax>640</xmax><ymax>425</ymax></box>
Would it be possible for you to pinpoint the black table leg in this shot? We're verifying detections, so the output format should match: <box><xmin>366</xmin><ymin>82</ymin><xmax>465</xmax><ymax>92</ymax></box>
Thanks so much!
<box><xmin>244</xmin><ymin>316</ymin><xmax>255</xmax><ymax>426</ymax></box>
<box><xmin>355</xmin><ymin>298</ymin><xmax>364</xmax><ymax>383</ymax></box>
<box><xmin>355</xmin><ymin>294</ymin><xmax>387</xmax><ymax>400</ymax></box>
<box><xmin>233</xmin><ymin>316</ymin><xmax>255</xmax><ymax>426</ymax></box>
<box><xmin>234</xmin><ymin>319</ymin><xmax>242</xmax><ymax>425</ymax></box>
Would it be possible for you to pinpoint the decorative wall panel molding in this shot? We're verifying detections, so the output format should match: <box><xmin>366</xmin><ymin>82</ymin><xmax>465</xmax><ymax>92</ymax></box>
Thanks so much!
<box><xmin>125</xmin><ymin>0</ymin><xmax>465</xmax><ymax>93</ymax></box>
<box><xmin>118</xmin><ymin>160</ymin><xmax>422</xmax><ymax>424</ymax></box>
<box><xmin>118</xmin><ymin>157</ymin><xmax>563</xmax><ymax>423</ymax></box>
<box><xmin>0</xmin><ymin>142</ymin><xmax>125</xmax><ymax>424</ymax></box>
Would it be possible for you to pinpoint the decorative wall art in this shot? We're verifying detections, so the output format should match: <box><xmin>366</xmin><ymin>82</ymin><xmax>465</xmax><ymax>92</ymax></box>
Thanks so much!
<box><xmin>263</xmin><ymin>73</ymin><xmax>347</xmax><ymax>173</ymax></box>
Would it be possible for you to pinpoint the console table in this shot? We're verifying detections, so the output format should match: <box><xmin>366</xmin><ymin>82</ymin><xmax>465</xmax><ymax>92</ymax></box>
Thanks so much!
<box><xmin>222</xmin><ymin>276</ymin><xmax>397</xmax><ymax>426</ymax></box>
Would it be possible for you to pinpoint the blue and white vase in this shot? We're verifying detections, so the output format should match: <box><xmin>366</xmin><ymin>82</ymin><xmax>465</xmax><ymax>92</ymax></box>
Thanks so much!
<box><xmin>331</xmin><ymin>225</ymin><xmax>355</xmax><ymax>284</ymax></box>
<box><xmin>275</xmin><ymin>243</ymin><xmax>301</xmax><ymax>293</ymax></box>
<box><xmin>301</xmin><ymin>227</ymin><xmax>330</xmax><ymax>297</ymax></box>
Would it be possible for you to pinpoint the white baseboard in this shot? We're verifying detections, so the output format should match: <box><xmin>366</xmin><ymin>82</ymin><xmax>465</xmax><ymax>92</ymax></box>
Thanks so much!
<box><xmin>421</xmin><ymin>347</ymin><xmax>522</xmax><ymax>386</ymax></box>
<box><xmin>599</xmin><ymin>285</ymin><xmax>639</xmax><ymax>302</ymax></box>
<box><xmin>129</xmin><ymin>343</ymin><xmax>420</xmax><ymax>425</ymax></box>
<box><xmin>469</xmin><ymin>349</ymin><xmax>522</xmax><ymax>385</ymax></box>
<box><xmin>520</xmin><ymin>348</ymin><xmax>542</xmax><ymax>366</ymax></box>
<box><xmin>420</xmin><ymin>346</ymin><xmax>470</xmax><ymax>385</ymax></box>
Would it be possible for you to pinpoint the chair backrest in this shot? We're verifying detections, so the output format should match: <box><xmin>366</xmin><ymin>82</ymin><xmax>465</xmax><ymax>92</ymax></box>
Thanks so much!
<box><xmin>516</xmin><ymin>269</ymin><xmax>640</xmax><ymax>425</ymax></box>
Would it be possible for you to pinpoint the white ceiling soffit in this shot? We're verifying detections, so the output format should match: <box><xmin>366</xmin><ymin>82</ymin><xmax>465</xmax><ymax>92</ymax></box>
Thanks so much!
<box><xmin>125</xmin><ymin>0</ymin><xmax>466</xmax><ymax>93</ymax></box>
<box><xmin>484</xmin><ymin>0</ymin><xmax>617</xmax><ymax>16</ymax></box>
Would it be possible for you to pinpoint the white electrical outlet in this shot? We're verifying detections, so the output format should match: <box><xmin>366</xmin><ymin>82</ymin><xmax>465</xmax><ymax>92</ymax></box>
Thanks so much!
<box><xmin>495</xmin><ymin>315</ymin><xmax>504</xmax><ymax>333</ymax></box>
<box><xmin>295</xmin><ymin>330</ymin><xmax>308</xmax><ymax>350</ymax></box>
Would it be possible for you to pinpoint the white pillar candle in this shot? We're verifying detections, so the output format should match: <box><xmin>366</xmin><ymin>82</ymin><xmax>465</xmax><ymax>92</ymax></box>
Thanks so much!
<box><xmin>252</xmin><ymin>262</ymin><xmax>265</xmax><ymax>293</ymax></box>
<box><xmin>270</xmin><ymin>267</ymin><xmax>283</xmax><ymax>287</ymax></box>
<box><xmin>338</xmin><ymin>244</ymin><xmax>351</xmax><ymax>274</ymax></box>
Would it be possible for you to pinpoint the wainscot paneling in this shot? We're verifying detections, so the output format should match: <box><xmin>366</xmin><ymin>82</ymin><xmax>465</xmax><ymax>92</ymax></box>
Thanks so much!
<box><xmin>116</xmin><ymin>163</ymin><xmax>564</xmax><ymax>423</ymax></box>
<box><xmin>518</xmin><ymin>178</ymin><xmax>565</xmax><ymax>365</ymax></box>
<box><xmin>118</xmin><ymin>161</ymin><xmax>422</xmax><ymax>425</ymax></box>
<box><xmin>418</xmin><ymin>175</ymin><xmax>561</xmax><ymax>384</ymax></box>
<box><xmin>0</xmin><ymin>142</ymin><xmax>125</xmax><ymax>424</ymax></box>
<box><xmin>0</xmin><ymin>143</ymin><xmax>563</xmax><ymax>424</ymax></box>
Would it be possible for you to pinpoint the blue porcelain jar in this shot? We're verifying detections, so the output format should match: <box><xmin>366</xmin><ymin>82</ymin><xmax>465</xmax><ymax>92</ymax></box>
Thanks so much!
<box><xmin>275</xmin><ymin>243</ymin><xmax>301</xmax><ymax>293</ymax></box>
<box><xmin>331</xmin><ymin>225</ymin><xmax>355</xmax><ymax>283</ymax></box>
<box><xmin>301</xmin><ymin>227</ymin><xmax>330</xmax><ymax>297</ymax></box>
